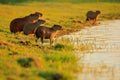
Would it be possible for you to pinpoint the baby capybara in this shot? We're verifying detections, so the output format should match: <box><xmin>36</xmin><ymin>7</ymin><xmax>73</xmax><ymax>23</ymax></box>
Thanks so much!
<box><xmin>10</xmin><ymin>12</ymin><xmax>42</xmax><ymax>33</ymax></box>
<box><xmin>86</xmin><ymin>10</ymin><xmax>101</xmax><ymax>25</ymax></box>
<box><xmin>35</xmin><ymin>24</ymin><xmax>62</xmax><ymax>45</ymax></box>
<box><xmin>23</xmin><ymin>19</ymin><xmax>46</xmax><ymax>35</ymax></box>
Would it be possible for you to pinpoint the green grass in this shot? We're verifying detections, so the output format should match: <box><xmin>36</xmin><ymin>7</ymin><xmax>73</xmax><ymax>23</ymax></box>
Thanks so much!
<box><xmin>0</xmin><ymin>0</ymin><xmax>120</xmax><ymax>4</ymax></box>
<box><xmin>0</xmin><ymin>2</ymin><xmax>120</xmax><ymax>80</ymax></box>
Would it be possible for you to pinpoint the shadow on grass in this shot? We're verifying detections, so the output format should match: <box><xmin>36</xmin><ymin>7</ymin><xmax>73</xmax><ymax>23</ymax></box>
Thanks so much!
<box><xmin>17</xmin><ymin>57</ymin><xmax>34</xmax><ymax>68</ymax></box>
<box><xmin>38</xmin><ymin>71</ymin><xmax>63</xmax><ymax>80</ymax></box>
<box><xmin>52</xmin><ymin>44</ymin><xmax>65</xmax><ymax>50</ymax></box>
<box><xmin>51</xmin><ymin>43</ymin><xmax>74</xmax><ymax>51</ymax></box>
<box><xmin>0</xmin><ymin>29</ymin><xmax>10</xmax><ymax>33</ymax></box>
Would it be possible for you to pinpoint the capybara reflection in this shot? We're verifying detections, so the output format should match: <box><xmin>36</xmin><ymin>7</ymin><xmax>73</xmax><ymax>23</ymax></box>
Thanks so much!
<box><xmin>35</xmin><ymin>24</ymin><xmax>62</xmax><ymax>45</ymax></box>
<box><xmin>10</xmin><ymin>12</ymin><xmax>42</xmax><ymax>33</ymax></box>
<box><xmin>86</xmin><ymin>10</ymin><xmax>101</xmax><ymax>25</ymax></box>
<box><xmin>23</xmin><ymin>20</ymin><xmax>45</xmax><ymax>35</ymax></box>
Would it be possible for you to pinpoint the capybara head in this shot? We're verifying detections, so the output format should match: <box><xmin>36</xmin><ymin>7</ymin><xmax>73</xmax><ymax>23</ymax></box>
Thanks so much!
<box><xmin>37</xmin><ymin>19</ymin><xmax>46</xmax><ymax>24</ymax></box>
<box><xmin>52</xmin><ymin>24</ymin><xmax>62</xmax><ymax>31</ymax></box>
<box><xmin>29</xmin><ymin>14</ymin><xmax>39</xmax><ymax>22</ymax></box>
<box><xmin>35</xmin><ymin>12</ymin><xmax>43</xmax><ymax>17</ymax></box>
<box><xmin>96</xmin><ymin>10</ymin><xmax>101</xmax><ymax>15</ymax></box>
<box><xmin>29</xmin><ymin>12</ymin><xmax>43</xmax><ymax>23</ymax></box>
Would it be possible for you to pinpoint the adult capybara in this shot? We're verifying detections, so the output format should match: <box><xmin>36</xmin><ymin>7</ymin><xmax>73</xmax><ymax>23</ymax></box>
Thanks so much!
<box><xmin>10</xmin><ymin>12</ymin><xmax>43</xmax><ymax>33</ymax></box>
<box><xmin>23</xmin><ymin>19</ymin><xmax>46</xmax><ymax>35</ymax></box>
<box><xmin>35</xmin><ymin>24</ymin><xmax>62</xmax><ymax>45</ymax></box>
<box><xmin>86</xmin><ymin>10</ymin><xmax>101</xmax><ymax>25</ymax></box>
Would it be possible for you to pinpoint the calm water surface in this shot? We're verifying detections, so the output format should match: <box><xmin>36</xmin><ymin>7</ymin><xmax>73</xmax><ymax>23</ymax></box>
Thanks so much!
<box><xmin>57</xmin><ymin>20</ymin><xmax>120</xmax><ymax>80</ymax></box>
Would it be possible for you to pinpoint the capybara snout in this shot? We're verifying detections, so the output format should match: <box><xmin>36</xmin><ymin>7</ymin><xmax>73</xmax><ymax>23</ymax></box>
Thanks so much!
<box><xmin>37</xmin><ymin>19</ymin><xmax>46</xmax><ymax>24</ymax></box>
<box><xmin>96</xmin><ymin>10</ymin><xmax>101</xmax><ymax>14</ymax></box>
<box><xmin>52</xmin><ymin>24</ymin><xmax>62</xmax><ymax>30</ymax></box>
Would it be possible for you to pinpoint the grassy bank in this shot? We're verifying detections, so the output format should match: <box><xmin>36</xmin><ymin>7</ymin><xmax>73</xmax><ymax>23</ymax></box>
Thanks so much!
<box><xmin>0</xmin><ymin>2</ymin><xmax>120</xmax><ymax>32</ymax></box>
<box><xmin>0</xmin><ymin>2</ymin><xmax>120</xmax><ymax>80</ymax></box>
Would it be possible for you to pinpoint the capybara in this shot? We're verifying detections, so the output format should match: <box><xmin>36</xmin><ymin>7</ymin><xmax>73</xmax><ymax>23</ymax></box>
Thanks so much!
<box><xmin>23</xmin><ymin>19</ymin><xmax>46</xmax><ymax>35</ymax></box>
<box><xmin>10</xmin><ymin>12</ymin><xmax>42</xmax><ymax>33</ymax></box>
<box><xmin>35</xmin><ymin>24</ymin><xmax>62</xmax><ymax>45</ymax></box>
<box><xmin>86</xmin><ymin>10</ymin><xmax>101</xmax><ymax>25</ymax></box>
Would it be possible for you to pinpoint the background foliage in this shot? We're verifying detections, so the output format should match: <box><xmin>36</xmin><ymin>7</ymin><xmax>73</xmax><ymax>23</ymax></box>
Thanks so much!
<box><xmin>0</xmin><ymin>0</ymin><xmax>120</xmax><ymax>4</ymax></box>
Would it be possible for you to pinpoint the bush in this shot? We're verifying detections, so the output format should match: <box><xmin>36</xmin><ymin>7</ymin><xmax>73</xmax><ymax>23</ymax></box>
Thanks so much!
<box><xmin>17</xmin><ymin>57</ymin><xmax>34</xmax><ymax>68</ymax></box>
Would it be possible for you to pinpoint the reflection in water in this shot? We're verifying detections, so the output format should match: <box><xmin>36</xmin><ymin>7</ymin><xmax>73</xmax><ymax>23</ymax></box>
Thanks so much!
<box><xmin>56</xmin><ymin>20</ymin><xmax>120</xmax><ymax>80</ymax></box>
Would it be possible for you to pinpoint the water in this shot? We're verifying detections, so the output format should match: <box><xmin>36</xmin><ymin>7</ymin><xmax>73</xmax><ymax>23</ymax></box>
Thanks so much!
<box><xmin>56</xmin><ymin>20</ymin><xmax>120</xmax><ymax>80</ymax></box>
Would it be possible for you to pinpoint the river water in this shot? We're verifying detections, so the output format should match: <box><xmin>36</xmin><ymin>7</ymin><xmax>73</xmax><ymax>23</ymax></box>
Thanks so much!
<box><xmin>57</xmin><ymin>20</ymin><xmax>120</xmax><ymax>80</ymax></box>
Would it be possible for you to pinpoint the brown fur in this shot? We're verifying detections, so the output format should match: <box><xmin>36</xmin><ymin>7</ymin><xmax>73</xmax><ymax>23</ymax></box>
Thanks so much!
<box><xmin>86</xmin><ymin>10</ymin><xmax>101</xmax><ymax>25</ymax></box>
<box><xmin>23</xmin><ymin>19</ymin><xmax>45</xmax><ymax>35</ymax></box>
<box><xmin>10</xmin><ymin>12</ymin><xmax>43</xmax><ymax>33</ymax></box>
<box><xmin>35</xmin><ymin>24</ymin><xmax>62</xmax><ymax>45</ymax></box>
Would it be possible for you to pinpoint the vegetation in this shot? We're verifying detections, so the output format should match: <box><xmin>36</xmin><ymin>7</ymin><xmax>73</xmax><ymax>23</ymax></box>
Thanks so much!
<box><xmin>0</xmin><ymin>0</ymin><xmax>120</xmax><ymax>4</ymax></box>
<box><xmin>0</xmin><ymin>1</ymin><xmax>120</xmax><ymax>80</ymax></box>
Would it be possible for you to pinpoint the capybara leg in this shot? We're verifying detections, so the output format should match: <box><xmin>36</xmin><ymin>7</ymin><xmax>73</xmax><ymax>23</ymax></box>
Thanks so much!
<box><xmin>93</xmin><ymin>19</ymin><xmax>96</xmax><ymax>25</ymax></box>
<box><xmin>41</xmin><ymin>37</ymin><xmax>44</xmax><ymax>44</ymax></box>
<box><xmin>50</xmin><ymin>38</ymin><xmax>53</xmax><ymax>46</ymax></box>
<box><xmin>88</xmin><ymin>18</ymin><xmax>93</xmax><ymax>26</ymax></box>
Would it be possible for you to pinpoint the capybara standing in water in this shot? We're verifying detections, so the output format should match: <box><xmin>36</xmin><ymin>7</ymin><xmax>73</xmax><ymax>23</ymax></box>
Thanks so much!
<box><xmin>86</xmin><ymin>10</ymin><xmax>101</xmax><ymax>25</ymax></box>
<box><xmin>23</xmin><ymin>19</ymin><xmax>46</xmax><ymax>35</ymax></box>
<box><xmin>10</xmin><ymin>12</ymin><xmax>43</xmax><ymax>33</ymax></box>
<box><xmin>35</xmin><ymin>24</ymin><xmax>62</xmax><ymax>45</ymax></box>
